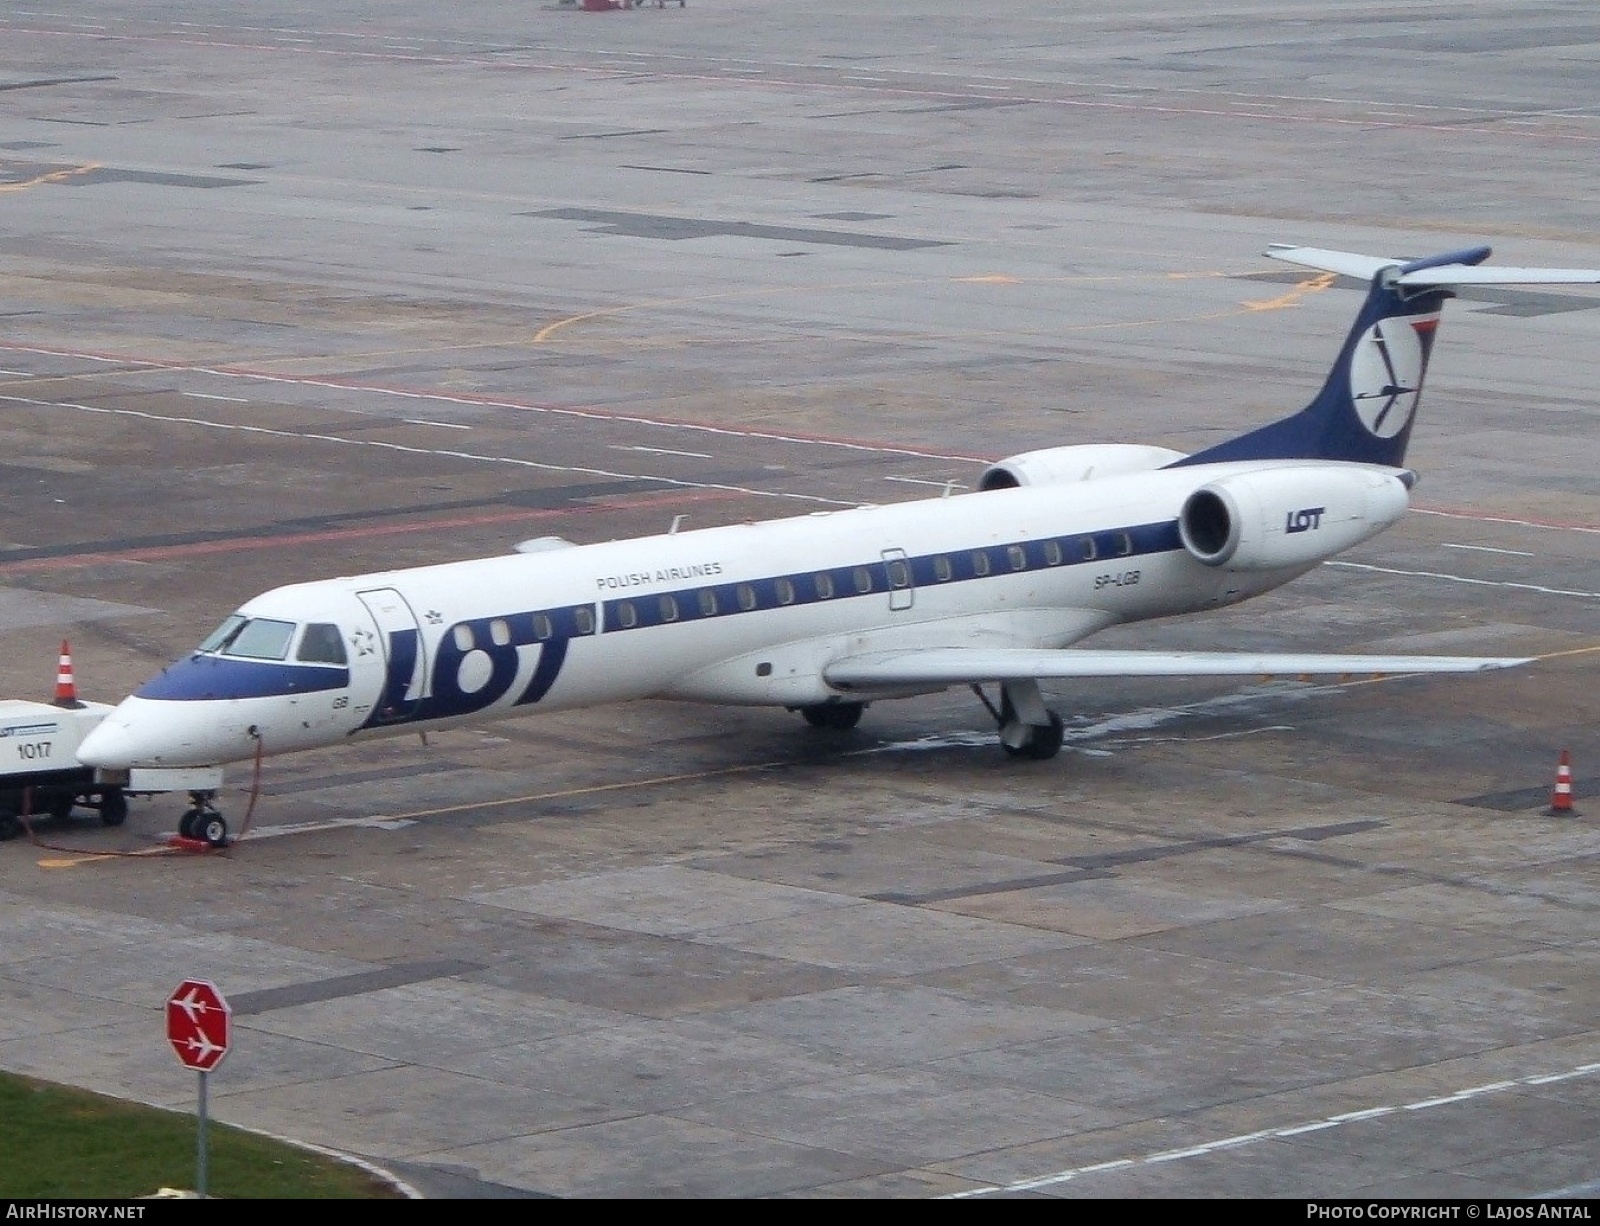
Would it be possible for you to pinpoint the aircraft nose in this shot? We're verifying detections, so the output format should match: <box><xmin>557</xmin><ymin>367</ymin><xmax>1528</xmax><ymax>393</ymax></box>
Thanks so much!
<box><xmin>76</xmin><ymin>714</ymin><xmax>139</xmax><ymax>770</ymax></box>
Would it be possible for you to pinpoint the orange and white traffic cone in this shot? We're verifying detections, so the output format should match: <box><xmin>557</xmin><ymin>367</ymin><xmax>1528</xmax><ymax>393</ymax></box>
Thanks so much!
<box><xmin>1548</xmin><ymin>749</ymin><xmax>1576</xmax><ymax>816</ymax></box>
<box><xmin>53</xmin><ymin>640</ymin><xmax>84</xmax><ymax>709</ymax></box>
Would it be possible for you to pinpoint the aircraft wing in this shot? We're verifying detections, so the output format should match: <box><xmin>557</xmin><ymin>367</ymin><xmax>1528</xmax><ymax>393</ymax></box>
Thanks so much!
<box><xmin>823</xmin><ymin>648</ymin><xmax>1531</xmax><ymax>688</ymax></box>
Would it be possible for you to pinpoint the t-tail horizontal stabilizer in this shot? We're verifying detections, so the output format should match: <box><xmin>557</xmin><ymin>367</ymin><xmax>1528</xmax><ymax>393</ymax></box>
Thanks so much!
<box><xmin>1173</xmin><ymin>244</ymin><xmax>1600</xmax><ymax>472</ymax></box>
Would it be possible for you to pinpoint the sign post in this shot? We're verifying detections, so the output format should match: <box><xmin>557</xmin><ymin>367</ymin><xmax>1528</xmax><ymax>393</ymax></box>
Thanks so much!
<box><xmin>166</xmin><ymin>979</ymin><xmax>231</xmax><ymax>1197</ymax></box>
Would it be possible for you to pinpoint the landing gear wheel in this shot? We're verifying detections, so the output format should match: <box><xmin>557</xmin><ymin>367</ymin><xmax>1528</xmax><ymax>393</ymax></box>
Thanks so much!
<box><xmin>99</xmin><ymin>789</ymin><xmax>128</xmax><ymax>828</ymax></box>
<box><xmin>1022</xmin><ymin>711</ymin><xmax>1065</xmax><ymax>760</ymax></box>
<box><xmin>800</xmin><ymin>702</ymin><xmax>865</xmax><ymax>730</ymax></box>
<box><xmin>178</xmin><ymin>809</ymin><xmax>200</xmax><ymax>839</ymax></box>
<box><xmin>197</xmin><ymin>813</ymin><xmax>229</xmax><ymax>848</ymax></box>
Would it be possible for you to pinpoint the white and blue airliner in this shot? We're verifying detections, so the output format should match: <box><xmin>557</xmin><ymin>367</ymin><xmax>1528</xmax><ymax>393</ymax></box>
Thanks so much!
<box><xmin>78</xmin><ymin>244</ymin><xmax>1600</xmax><ymax>844</ymax></box>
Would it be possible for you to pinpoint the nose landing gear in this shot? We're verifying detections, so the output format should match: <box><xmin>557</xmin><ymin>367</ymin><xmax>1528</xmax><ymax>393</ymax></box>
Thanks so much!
<box><xmin>177</xmin><ymin>791</ymin><xmax>229</xmax><ymax>848</ymax></box>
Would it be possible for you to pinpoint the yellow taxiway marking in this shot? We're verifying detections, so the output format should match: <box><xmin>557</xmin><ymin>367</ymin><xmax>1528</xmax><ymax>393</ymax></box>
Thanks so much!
<box><xmin>0</xmin><ymin>162</ymin><xmax>100</xmax><ymax>193</ymax></box>
<box><xmin>1242</xmin><ymin>270</ymin><xmax>1336</xmax><ymax>311</ymax></box>
<box><xmin>38</xmin><ymin>845</ymin><xmax>186</xmax><ymax>869</ymax></box>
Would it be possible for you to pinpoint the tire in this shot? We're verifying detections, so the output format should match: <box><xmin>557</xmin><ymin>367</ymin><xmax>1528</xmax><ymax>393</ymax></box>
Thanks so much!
<box><xmin>1023</xmin><ymin>712</ymin><xmax>1066</xmax><ymax>761</ymax></box>
<box><xmin>198</xmin><ymin>814</ymin><xmax>228</xmax><ymax>848</ymax></box>
<box><xmin>800</xmin><ymin>702</ymin><xmax>865</xmax><ymax>730</ymax></box>
<box><xmin>178</xmin><ymin>809</ymin><xmax>199</xmax><ymax>839</ymax></box>
<box><xmin>0</xmin><ymin>813</ymin><xmax>19</xmax><ymax>842</ymax></box>
<box><xmin>99</xmin><ymin>789</ymin><xmax>128</xmax><ymax>828</ymax></box>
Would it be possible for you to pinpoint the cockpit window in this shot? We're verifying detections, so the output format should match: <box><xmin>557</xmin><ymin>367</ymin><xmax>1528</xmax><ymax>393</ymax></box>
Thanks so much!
<box><xmin>222</xmin><ymin>617</ymin><xmax>296</xmax><ymax>661</ymax></box>
<box><xmin>297</xmin><ymin>623</ymin><xmax>348</xmax><ymax>665</ymax></box>
<box><xmin>197</xmin><ymin>614</ymin><xmax>247</xmax><ymax>654</ymax></box>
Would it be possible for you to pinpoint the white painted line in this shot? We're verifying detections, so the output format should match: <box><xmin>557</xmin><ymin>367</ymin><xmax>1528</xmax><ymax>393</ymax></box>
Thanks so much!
<box><xmin>0</xmin><ymin>342</ymin><xmax>983</xmax><ymax>463</ymax></box>
<box><xmin>1325</xmin><ymin>1106</ymin><xmax>1396</xmax><ymax>1123</ymax></box>
<box><xmin>0</xmin><ymin>369</ymin><xmax>29</xmax><ymax>376</ymax></box>
<box><xmin>1441</xmin><ymin>543</ymin><xmax>1536</xmax><ymax>557</ymax></box>
<box><xmin>0</xmin><ymin>395</ymin><xmax>854</xmax><ymax>508</ymax></box>
<box><xmin>608</xmin><ymin>444</ymin><xmax>713</xmax><ymax>459</ymax></box>
<box><xmin>403</xmin><ymin>418</ymin><xmax>471</xmax><ymax>430</ymax></box>
<box><xmin>946</xmin><ymin>1055</ymin><xmax>1600</xmax><ymax>1198</ymax></box>
<box><xmin>1326</xmin><ymin>560</ymin><xmax>1600</xmax><ymax>601</ymax></box>
<box><xmin>884</xmin><ymin>475</ymin><xmax>968</xmax><ymax>489</ymax></box>
<box><xmin>240</xmin><ymin>815</ymin><xmax>417</xmax><ymax>840</ymax></box>
<box><xmin>182</xmin><ymin>391</ymin><xmax>250</xmax><ymax>403</ymax></box>
<box><xmin>1414</xmin><ymin>507</ymin><xmax>1600</xmax><ymax>537</ymax></box>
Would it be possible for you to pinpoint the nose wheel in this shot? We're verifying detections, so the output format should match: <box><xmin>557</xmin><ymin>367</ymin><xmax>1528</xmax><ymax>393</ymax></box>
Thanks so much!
<box><xmin>177</xmin><ymin>792</ymin><xmax>229</xmax><ymax>848</ymax></box>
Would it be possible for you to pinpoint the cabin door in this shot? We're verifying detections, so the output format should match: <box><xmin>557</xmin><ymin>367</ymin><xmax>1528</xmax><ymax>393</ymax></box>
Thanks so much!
<box><xmin>356</xmin><ymin>588</ymin><xmax>427</xmax><ymax>724</ymax></box>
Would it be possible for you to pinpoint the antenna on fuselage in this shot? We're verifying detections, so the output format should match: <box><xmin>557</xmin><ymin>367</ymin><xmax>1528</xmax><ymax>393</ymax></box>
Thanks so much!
<box><xmin>669</xmin><ymin>515</ymin><xmax>686</xmax><ymax>534</ymax></box>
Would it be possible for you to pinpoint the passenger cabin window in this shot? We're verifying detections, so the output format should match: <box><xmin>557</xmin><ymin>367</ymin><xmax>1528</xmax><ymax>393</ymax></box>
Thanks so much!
<box><xmin>617</xmin><ymin>601</ymin><xmax>638</xmax><ymax>629</ymax></box>
<box><xmin>1080</xmin><ymin>536</ymin><xmax>1098</xmax><ymax>561</ymax></box>
<box><xmin>1116</xmin><ymin>532</ymin><xmax>1134</xmax><ymax>557</ymax></box>
<box><xmin>490</xmin><ymin>619</ymin><xmax>511</xmax><ymax>646</ymax></box>
<box><xmin>887</xmin><ymin>559</ymin><xmax>911</xmax><ymax>589</ymax></box>
<box><xmin>698</xmin><ymin>589</ymin><xmax>718</xmax><ymax>616</ymax></box>
<box><xmin>297</xmin><ymin>623</ymin><xmax>347</xmax><ymax>666</ymax></box>
<box><xmin>1007</xmin><ymin>545</ymin><xmax>1027</xmax><ymax>572</ymax></box>
<box><xmin>971</xmin><ymin>550</ymin><xmax>991</xmax><ymax>577</ymax></box>
<box><xmin>774</xmin><ymin>578</ymin><xmax>795</xmax><ymax>606</ymax></box>
<box><xmin>453</xmin><ymin>624</ymin><xmax>475</xmax><ymax>652</ymax></box>
<box><xmin>532</xmin><ymin>613</ymin><xmax>553</xmax><ymax>641</ymax></box>
<box><xmin>853</xmin><ymin>567</ymin><xmax>873</xmax><ymax>594</ymax></box>
<box><xmin>659</xmin><ymin>595</ymin><xmax>679</xmax><ymax>622</ymax></box>
<box><xmin>736</xmin><ymin>583</ymin><xmax>757</xmax><ymax>611</ymax></box>
<box><xmin>222</xmin><ymin>617</ymin><xmax>296</xmax><ymax>661</ymax></box>
<box><xmin>573</xmin><ymin>605</ymin><xmax>595</xmax><ymax>635</ymax></box>
<box><xmin>1044</xmin><ymin>540</ymin><xmax>1063</xmax><ymax>566</ymax></box>
<box><xmin>933</xmin><ymin>556</ymin><xmax>953</xmax><ymax>582</ymax></box>
<box><xmin>814</xmin><ymin>573</ymin><xmax>834</xmax><ymax>600</ymax></box>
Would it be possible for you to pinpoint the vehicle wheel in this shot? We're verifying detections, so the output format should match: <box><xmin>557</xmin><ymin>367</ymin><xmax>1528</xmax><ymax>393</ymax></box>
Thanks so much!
<box><xmin>100</xmin><ymin>789</ymin><xmax>128</xmax><ymax>828</ymax></box>
<box><xmin>800</xmin><ymin>702</ymin><xmax>865</xmax><ymax>730</ymax></box>
<box><xmin>1023</xmin><ymin>712</ymin><xmax>1065</xmax><ymax>761</ymax></box>
<box><xmin>198</xmin><ymin>813</ymin><xmax>229</xmax><ymax>848</ymax></box>
<box><xmin>0</xmin><ymin>813</ymin><xmax>19</xmax><ymax>842</ymax></box>
<box><xmin>178</xmin><ymin>809</ymin><xmax>199</xmax><ymax>839</ymax></box>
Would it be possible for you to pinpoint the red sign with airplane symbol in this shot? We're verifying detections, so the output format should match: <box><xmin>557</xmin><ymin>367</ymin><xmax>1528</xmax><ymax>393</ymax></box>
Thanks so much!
<box><xmin>165</xmin><ymin>979</ymin><xmax>231</xmax><ymax>1071</ymax></box>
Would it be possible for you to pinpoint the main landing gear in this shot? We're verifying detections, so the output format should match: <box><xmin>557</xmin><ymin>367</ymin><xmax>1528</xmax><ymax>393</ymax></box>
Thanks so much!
<box><xmin>972</xmin><ymin>679</ymin><xmax>1065</xmax><ymax>760</ymax></box>
<box><xmin>177</xmin><ymin>791</ymin><xmax>229</xmax><ymax>848</ymax></box>
<box><xmin>797</xmin><ymin>701</ymin><xmax>866</xmax><ymax>731</ymax></box>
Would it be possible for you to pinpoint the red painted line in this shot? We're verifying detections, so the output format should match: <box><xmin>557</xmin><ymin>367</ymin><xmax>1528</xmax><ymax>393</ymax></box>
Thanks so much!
<box><xmin>0</xmin><ymin>340</ymin><xmax>988</xmax><ymax>464</ymax></box>
<box><xmin>9</xmin><ymin>22</ymin><xmax>1599</xmax><ymax>147</ymax></box>
<box><xmin>0</xmin><ymin>489</ymin><xmax>743</xmax><ymax>575</ymax></box>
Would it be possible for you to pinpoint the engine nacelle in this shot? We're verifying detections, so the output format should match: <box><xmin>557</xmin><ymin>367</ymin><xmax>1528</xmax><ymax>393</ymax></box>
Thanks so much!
<box><xmin>977</xmin><ymin>444</ymin><xmax>1188</xmax><ymax>491</ymax></box>
<box><xmin>1178</xmin><ymin>466</ymin><xmax>1410</xmax><ymax>570</ymax></box>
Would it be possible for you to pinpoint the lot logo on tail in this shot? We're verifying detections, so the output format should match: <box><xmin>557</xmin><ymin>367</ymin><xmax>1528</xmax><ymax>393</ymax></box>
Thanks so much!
<box><xmin>1348</xmin><ymin>314</ymin><xmax>1438</xmax><ymax>438</ymax></box>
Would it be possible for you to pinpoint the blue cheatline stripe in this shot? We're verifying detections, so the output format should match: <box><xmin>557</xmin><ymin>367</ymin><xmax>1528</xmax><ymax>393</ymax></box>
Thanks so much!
<box><xmin>601</xmin><ymin>518</ymin><xmax>1182</xmax><ymax>633</ymax></box>
<box><xmin>140</xmin><ymin>518</ymin><xmax>1184</xmax><ymax>707</ymax></box>
<box><xmin>137</xmin><ymin>656</ymin><xmax>349</xmax><ymax>701</ymax></box>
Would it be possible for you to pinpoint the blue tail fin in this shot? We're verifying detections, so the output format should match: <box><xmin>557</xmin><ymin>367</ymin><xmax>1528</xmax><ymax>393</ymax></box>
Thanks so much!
<box><xmin>1172</xmin><ymin>245</ymin><xmax>1494</xmax><ymax>470</ymax></box>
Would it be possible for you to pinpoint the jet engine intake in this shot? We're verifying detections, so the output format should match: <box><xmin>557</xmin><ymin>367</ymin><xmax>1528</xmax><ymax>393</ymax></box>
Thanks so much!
<box><xmin>1178</xmin><ymin>466</ymin><xmax>1410</xmax><ymax>570</ymax></box>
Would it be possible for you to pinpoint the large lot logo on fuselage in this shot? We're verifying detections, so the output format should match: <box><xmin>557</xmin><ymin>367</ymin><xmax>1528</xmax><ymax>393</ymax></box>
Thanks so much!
<box><xmin>1348</xmin><ymin>314</ymin><xmax>1437</xmax><ymax>438</ymax></box>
